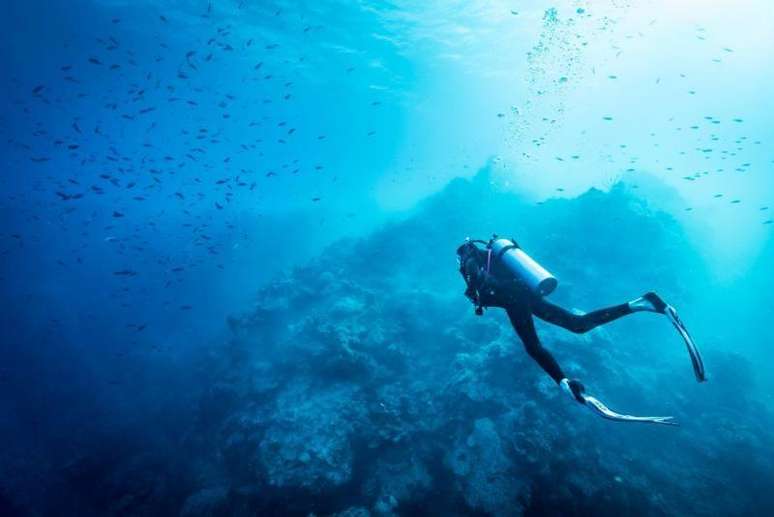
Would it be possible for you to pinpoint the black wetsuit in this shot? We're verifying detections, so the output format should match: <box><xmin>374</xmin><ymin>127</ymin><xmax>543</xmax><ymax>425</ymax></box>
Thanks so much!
<box><xmin>459</xmin><ymin>245</ymin><xmax>633</xmax><ymax>383</ymax></box>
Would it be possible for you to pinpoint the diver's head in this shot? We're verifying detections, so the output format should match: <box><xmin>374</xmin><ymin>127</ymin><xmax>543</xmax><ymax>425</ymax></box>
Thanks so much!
<box><xmin>456</xmin><ymin>239</ymin><xmax>478</xmax><ymax>265</ymax></box>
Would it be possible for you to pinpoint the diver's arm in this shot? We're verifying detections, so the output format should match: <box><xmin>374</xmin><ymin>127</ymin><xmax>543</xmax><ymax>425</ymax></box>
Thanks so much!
<box><xmin>462</xmin><ymin>257</ymin><xmax>480</xmax><ymax>299</ymax></box>
<box><xmin>462</xmin><ymin>255</ymin><xmax>492</xmax><ymax>304</ymax></box>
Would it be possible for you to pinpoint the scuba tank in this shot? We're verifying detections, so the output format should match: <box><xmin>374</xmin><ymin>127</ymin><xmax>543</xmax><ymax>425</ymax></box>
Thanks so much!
<box><xmin>488</xmin><ymin>237</ymin><xmax>558</xmax><ymax>297</ymax></box>
<box><xmin>457</xmin><ymin>236</ymin><xmax>557</xmax><ymax>298</ymax></box>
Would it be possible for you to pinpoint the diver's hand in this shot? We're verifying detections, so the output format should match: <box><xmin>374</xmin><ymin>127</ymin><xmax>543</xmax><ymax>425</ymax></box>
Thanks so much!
<box><xmin>464</xmin><ymin>284</ymin><xmax>478</xmax><ymax>303</ymax></box>
<box><xmin>560</xmin><ymin>378</ymin><xmax>586</xmax><ymax>404</ymax></box>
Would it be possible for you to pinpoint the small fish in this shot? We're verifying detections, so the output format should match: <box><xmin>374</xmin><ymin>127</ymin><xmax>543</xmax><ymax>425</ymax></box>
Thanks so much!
<box><xmin>55</xmin><ymin>191</ymin><xmax>81</xmax><ymax>200</ymax></box>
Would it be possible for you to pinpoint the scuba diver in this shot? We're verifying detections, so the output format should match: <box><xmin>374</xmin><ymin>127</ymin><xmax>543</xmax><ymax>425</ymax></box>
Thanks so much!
<box><xmin>457</xmin><ymin>236</ymin><xmax>705</xmax><ymax>425</ymax></box>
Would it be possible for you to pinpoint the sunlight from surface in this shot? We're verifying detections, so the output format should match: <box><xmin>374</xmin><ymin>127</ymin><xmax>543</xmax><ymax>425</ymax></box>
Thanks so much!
<box><xmin>369</xmin><ymin>0</ymin><xmax>774</xmax><ymax>278</ymax></box>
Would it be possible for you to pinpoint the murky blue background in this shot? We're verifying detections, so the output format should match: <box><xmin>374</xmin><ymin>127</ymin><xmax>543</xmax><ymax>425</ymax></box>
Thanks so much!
<box><xmin>1</xmin><ymin>1</ymin><xmax>773</xmax><ymax>515</ymax></box>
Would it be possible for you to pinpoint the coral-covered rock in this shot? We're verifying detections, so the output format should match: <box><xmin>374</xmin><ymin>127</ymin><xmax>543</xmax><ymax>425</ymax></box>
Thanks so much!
<box><xmin>258</xmin><ymin>382</ymin><xmax>364</xmax><ymax>491</ymax></box>
<box><xmin>446</xmin><ymin>418</ymin><xmax>526</xmax><ymax>516</ymax></box>
<box><xmin>180</xmin><ymin>486</ymin><xmax>230</xmax><ymax>517</ymax></box>
<box><xmin>363</xmin><ymin>450</ymin><xmax>431</xmax><ymax>507</ymax></box>
<box><xmin>36</xmin><ymin>172</ymin><xmax>770</xmax><ymax>517</ymax></box>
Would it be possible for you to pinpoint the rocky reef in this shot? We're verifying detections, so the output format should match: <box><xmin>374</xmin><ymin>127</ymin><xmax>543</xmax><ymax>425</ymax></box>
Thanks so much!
<box><xmin>17</xmin><ymin>171</ymin><xmax>774</xmax><ymax>516</ymax></box>
<box><xmin>176</xmin><ymin>172</ymin><xmax>774</xmax><ymax>516</ymax></box>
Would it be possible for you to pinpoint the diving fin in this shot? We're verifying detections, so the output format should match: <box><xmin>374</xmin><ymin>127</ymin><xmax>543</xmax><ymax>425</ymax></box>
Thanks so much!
<box><xmin>582</xmin><ymin>394</ymin><xmax>678</xmax><ymax>426</ymax></box>
<box><xmin>664</xmin><ymin>304</ymin><xmax>706</xmax><ymax>382</ymax></box>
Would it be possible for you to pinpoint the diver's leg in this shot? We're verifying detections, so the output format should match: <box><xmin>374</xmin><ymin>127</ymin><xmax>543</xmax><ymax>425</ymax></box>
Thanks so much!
<box><xmin>531</xmin><ymin>297</ymin><xmax>634</xmax><ymax>334</ymax></box>
<box><xmin>628</xmin><ymin>292</ymin><xmax>667</xmax><ymax>313</ymax></box>
<box><xmin>505</xmin><ymin>305</ymin><xmax>565</xmax><ymax>383</ymax></box>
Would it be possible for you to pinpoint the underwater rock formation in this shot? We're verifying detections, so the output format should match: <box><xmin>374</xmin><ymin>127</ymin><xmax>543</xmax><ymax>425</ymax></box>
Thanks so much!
<box><xmin>14</xmin><ymin>171</ymin><xmax>772</xmax><ymax>516</ymax></box>
<box><xmin>258</xmin><ymin>382</ymin><xmax>362</xmax><ymax>491</ymax></box>
<box><xmin>446</xmin><ymin>417</ymin><xmax>524</xmax><ymax>515</ymax></box>
<box><xmin>181</xmin><ymin>172</ymin><xmax>774</xmax><ymax>516</ymax></box>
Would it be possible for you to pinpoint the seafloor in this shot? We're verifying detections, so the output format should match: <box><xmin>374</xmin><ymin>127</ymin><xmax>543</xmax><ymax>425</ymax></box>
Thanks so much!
<box><xmin>5</xmin><ymin>170</ymin><xmax>773</xmax><ymax>516</ymax></box>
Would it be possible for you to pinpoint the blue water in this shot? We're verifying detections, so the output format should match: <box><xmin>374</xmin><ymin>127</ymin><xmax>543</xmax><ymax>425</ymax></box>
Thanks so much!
<box><xmin>2</xmin><ymin>1</ymin><xmax>773</xmax><ymax>515</ymax></box>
